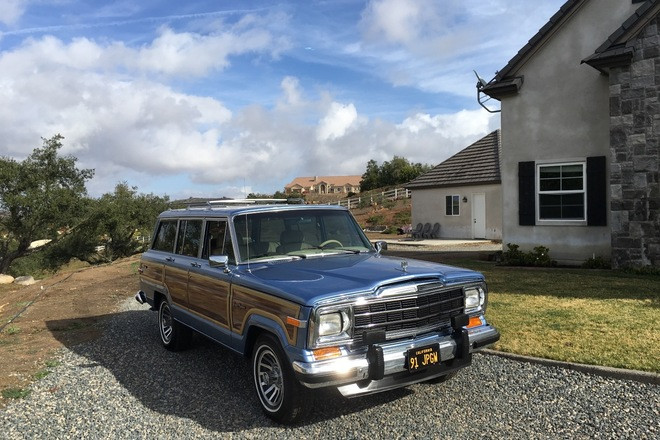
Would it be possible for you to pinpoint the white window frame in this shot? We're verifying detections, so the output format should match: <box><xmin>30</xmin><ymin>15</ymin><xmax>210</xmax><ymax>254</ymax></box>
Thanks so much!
<box><xmin>445</xmin><ymin>194</ymin><xmax>460</xmax><ymax>216</ymax></box>
<box><xmin>536</xmin><ymin>161</ymin><xmax>587</xmax><ymax>225</ymax></box>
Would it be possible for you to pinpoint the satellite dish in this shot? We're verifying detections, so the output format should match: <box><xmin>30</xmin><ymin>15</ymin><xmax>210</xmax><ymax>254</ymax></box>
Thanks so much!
<box><xmin>473</xmin><ymin>70</ymin><xmax>488</xmax><ymax>89</ymax></box>
<box><xmin>473</xmin><ymin>70</ymin><xmax>500</xmax><ymax>113</ymax></box>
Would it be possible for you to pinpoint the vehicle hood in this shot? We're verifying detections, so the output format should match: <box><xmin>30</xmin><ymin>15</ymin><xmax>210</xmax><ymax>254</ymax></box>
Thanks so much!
<box><xmin>234</xmin><ymin>253</ymin><xmax>483</xmax><ymax>306</ymax></box>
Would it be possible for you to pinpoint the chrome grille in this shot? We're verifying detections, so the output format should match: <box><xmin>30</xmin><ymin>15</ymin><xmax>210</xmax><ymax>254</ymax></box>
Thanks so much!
<box><xmin>352</xmin><ymin>283</ymin><xmax>464</xmax><ymax>343</ymax></box>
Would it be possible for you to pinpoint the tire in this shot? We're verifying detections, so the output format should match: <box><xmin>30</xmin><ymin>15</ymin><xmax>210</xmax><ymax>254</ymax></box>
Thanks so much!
<box><xmin>252</xmin><ymin>334</ymin><xmax>308</xmax><ymax>424</ymax></box>
<box><xmin>425</xmin><ymin>371</ymin><xmax>458</xmax><ymax>384</ymax></box>
<box><xmin>158</xmin><ymin>299</ymin><xmax>191</xmax><ymax>351</ymax></box>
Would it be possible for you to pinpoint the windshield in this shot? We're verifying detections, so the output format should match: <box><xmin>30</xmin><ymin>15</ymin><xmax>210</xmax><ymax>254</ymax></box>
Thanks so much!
<box><xmin>233</xmin><ymin>209</ymin><xmax>373</xmax><ymax>262</ymax></box>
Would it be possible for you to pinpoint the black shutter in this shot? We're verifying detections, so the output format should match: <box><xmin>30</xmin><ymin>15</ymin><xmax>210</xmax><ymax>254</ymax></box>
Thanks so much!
<box><xmin>587</xmin><ymin>156</ymin><xmax>607</xmax><ymax>226</ymax></box>
<box><xmin>519</xmin><ymin>161</ymin><xmax>535</xmax><ymax>226</ymax></box>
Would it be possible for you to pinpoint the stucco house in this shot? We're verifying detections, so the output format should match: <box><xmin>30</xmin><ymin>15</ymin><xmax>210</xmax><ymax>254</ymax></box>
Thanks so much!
<box><xmin>407</xmin><ymin>130</ymin><xmax>502</xmax><ymax>240</ymax></box>
<box><xmin>284</xmin><ymin>175</ymin><xmax>361</xmax><ymax>195</ymax></box>
<box><xmin>481</xmin><ymin>0</ymin><xmax>659</xmax><ymax>267</ymax></box>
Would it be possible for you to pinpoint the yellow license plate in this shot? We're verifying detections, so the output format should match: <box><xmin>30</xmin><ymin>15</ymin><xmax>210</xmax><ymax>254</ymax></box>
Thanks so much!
<box><xmin>407</xmin><ymin>344</ymin><xmax>440</xmax><ymax>372</ymax></box>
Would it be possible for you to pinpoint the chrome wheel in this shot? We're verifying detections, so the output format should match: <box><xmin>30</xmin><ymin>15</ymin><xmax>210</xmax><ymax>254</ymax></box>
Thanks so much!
<box><xmin>159</xmin><ymin>301</ymin><xmax>173</xmax><ymax>344</ymax></box>
<box><xmin>254</xmin><ymin>344</ymin><xmax>284</xmax><ymax>412</ymax></box>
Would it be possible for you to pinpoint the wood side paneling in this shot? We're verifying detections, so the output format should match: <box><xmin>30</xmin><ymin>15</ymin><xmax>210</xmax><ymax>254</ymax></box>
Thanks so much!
<box><xmin>164</xmin><ymin>266</ymin><xmax>189</xmax><ymax>307</ymax></box>
<box><xmin>231</xmin><ymin>286</ymin><xmax>301</xmax><ymax>344</ymax></box>
<box><xmin>188</xmin><ymin>273</ymin><xmax>230</xmax><ymax>327</ymax></box>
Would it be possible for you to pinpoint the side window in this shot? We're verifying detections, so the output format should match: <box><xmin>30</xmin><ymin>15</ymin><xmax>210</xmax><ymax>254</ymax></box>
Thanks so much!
<box><xmin>445</xmin><ymin>195</ymin><xmax>460</xmax><ymax>216</ymax></box>
<box><xmin>202</xmin><ymin>220</ymin><xmax>235</xmax><ymax>263</ymax></box>
<box><xmin>152</xmin><ymin>220</ymin><xmax>177</xmax><ymax>252</ymax></box>
<box><xmin>537</xmin><ymin>162</ymin><xmax>585</xmax><ymax>220</ymax></box>
<box><xmin>175</xmin><ymin>220</ymin><xmax>203</xmax><ymax>257</ymax></box>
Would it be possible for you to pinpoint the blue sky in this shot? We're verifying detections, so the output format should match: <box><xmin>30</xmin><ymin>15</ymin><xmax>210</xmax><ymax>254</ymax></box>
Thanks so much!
<box><xmin>0</xmin><ymin>0</ymin><xmax>565</xmax><ymax>199</ymax></box>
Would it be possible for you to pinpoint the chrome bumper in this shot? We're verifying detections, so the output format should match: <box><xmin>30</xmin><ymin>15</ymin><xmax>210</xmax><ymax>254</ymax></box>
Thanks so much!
<box><xmin>292</xmin><ymin>324</ymin><xmax>499</xmax><ymax>397</ymax></box>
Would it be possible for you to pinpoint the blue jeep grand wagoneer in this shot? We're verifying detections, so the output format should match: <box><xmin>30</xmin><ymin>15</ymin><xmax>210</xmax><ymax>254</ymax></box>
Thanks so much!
<box><xmin>136</xmin><ymin>200</ymin><xmax>499</xmax><ymax>423</ymax></box>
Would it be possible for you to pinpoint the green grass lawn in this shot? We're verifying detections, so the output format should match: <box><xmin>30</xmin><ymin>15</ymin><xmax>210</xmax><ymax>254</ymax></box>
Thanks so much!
<box><xmin>453</xmin><ymin>260</ymin><xmax>660</xmax><ymax>372</ymax></box>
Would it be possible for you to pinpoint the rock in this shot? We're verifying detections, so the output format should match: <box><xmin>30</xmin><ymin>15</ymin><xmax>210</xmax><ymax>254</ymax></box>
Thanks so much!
<box><xmin>14</xmin><ymin>275</ymin><xmax>35</xmax><ymax>286</ymax></box>
<box><xmin>28</xmin><ymin>239</ymin><xmax>52</xmax><ymax>250</ymax></box>
<box><xmin>0</xmin><ymin>274</ymin><xmax>14</xmax><ymax>284</ymax></box>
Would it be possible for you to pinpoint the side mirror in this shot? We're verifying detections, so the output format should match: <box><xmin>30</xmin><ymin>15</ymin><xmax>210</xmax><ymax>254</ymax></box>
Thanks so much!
<box><xmin>374</xmin><ymin>241</ymin><xmax>388</xmax><ymax>254</ymax></box>
<box><xmin>209</xmin><ymin>255</ymin><xmax>230</xmax><ymax>271</ymax></box>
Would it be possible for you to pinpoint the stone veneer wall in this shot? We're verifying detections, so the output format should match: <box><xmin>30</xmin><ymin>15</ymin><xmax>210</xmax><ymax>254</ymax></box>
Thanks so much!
<box><xmin>609</xmin><ymin>15</ymin><xmax>660</xmax><ymax>268</ymax></box>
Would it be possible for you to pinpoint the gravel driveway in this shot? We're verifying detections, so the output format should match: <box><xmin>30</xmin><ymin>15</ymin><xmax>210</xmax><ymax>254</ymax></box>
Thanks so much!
<box><xmin>2</xmin><ymin>298</ymin><xmax>658</xmax><ymax>439</ymax></box>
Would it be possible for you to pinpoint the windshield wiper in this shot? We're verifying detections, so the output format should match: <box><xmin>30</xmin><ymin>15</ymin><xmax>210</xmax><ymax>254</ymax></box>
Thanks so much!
<box><xmin>316</xmin><ymin>247</ymin><xmax>362</xmax><ymax>254</ymax></box>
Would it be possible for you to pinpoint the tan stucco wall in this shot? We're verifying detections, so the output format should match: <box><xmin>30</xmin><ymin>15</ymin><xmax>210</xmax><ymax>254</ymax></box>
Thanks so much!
<box><xmin>411</xmin><ymin>184</ymin><xmax>502</xmax><ymax>240</ymax></box>
<box><xmin>500</xmin><ymin>0</ymin><xmax>638</xmax><ymax>264</ymax></box>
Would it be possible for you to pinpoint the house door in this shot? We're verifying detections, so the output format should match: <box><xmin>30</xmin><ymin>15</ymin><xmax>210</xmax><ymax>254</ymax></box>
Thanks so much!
<box><xmin>472</xmin><ymin>193</ymin><xmax>486</xmax><ymax>239</ymax></box>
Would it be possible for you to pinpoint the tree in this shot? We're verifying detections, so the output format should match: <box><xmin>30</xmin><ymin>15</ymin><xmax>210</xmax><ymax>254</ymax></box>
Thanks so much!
<box><xmin>359</xmin><ymin>156</ymin><xmax>431</xmax><ymax>192</ymax></box>
<box><xmin>0</xmin><ymin>135</ymin><xmax>94</xmax><ymax>274</ymax></box>
<box><xmin>360</xmin><ymin>159</ymin><xmax>381</xmax><ymax>192</ymax></box>
<box><xmin>84</xmin><ymin>183</ymin><xmax>170</xmax><ymax>260</ymax></box>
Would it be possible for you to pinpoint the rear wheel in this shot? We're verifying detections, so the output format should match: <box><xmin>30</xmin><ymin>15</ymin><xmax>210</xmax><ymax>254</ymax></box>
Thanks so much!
<box><xmin>158</xmin><ymin>299</ymin><xmax>191</xmax><ymax>351</ymax></box>
<box><xmin>252</xmin><ymin>334</ymin><xmax>308</xmax><ymax>423</ymax></box>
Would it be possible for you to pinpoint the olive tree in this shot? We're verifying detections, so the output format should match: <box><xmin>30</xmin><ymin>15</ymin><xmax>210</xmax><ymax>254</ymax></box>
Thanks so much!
<box><xmin>86</xmin><ymin>182</ymin><xmax>169</xmax><ymax>260</ymax></box>
<box><xmin>0</xmin><ymin>135</ymin><xmax>94</xmax><ymax>274</ymax></box>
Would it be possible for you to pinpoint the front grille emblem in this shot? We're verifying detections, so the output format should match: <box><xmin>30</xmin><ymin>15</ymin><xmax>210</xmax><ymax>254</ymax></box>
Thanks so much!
<box><xmin>401</xmin><ymin>261</ymin><xmax>408</xmax><ymax>272</ymax></box>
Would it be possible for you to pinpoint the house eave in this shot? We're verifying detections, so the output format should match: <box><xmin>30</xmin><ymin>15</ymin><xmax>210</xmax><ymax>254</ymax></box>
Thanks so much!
<box><xmin>406</xmin><ymin>179</ymin><xmax>502</xmax><ymax>191</ymax></box>
<box><xmin>582</xmin><ymin>47</ymin><xmax>634</xmax><ymax>74</ymax></box>
<box><xmin>481</xmin><ymin>77</ymin><xmax>524</xmax><ymax>100</ymax></box>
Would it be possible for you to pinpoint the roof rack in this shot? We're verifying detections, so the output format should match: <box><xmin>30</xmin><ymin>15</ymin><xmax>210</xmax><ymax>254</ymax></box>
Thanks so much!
<box><xmin>185</xmin><ymin>198</ymin><xmax>304</xmax><ymax>209</ymax></box>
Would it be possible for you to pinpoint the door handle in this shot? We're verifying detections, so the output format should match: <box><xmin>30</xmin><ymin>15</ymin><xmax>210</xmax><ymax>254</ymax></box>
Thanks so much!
<box><xmin>190</xmin><ymin>262</ymin><xmax>201</xmax><ymax>268</ymax></box>
<box><xmin>165</xmin><ymin>257</ymin><xmax>175</xmax><ymax>262</ymax></box>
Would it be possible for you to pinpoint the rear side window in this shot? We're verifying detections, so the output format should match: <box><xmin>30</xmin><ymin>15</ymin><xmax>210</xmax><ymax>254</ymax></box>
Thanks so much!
<box><xmin>152</xmin><ymin>220</ymin><xmax>177</xmax><ymax>252</ymax></box>
<box><xmin>175</xmin><ymin>220</ymin><xmax>203</xmax><ymax>257</ymax></box>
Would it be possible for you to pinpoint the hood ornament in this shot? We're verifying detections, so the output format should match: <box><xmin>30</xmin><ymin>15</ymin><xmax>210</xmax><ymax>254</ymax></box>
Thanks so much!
<box><xmin>400</xmin><ymin>261</ymin><xmax>408</xmax><ymax>273</ymax></box>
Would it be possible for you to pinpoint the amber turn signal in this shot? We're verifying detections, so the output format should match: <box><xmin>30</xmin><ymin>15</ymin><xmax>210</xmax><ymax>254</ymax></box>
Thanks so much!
<box><xmin>286</xmin><ymin>316</ymin><xmax>304</xmax><ymax>327</ymax></box>
<box><xmin>467</xmin><ymin>316</ymin><xmax>482</xmax><ymax>328</ymax></box>
<box><xmin>312</xmin><ymin>346</ymin><xmax>342</xmax><ymax>361</ymax></box>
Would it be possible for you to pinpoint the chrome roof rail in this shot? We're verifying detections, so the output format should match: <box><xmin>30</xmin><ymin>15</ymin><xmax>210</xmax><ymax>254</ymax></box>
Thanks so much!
<box><xmin>184</xmin><ymin>198</ymin><xmax>304</xmax><ymax>209</ymax></box>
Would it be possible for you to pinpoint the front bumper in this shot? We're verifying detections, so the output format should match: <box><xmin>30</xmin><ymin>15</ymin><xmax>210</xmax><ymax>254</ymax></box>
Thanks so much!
<box><xmin>292</xmin><ymin>323</ymin><xmax>499</xmax><ymax>397</ymax></box>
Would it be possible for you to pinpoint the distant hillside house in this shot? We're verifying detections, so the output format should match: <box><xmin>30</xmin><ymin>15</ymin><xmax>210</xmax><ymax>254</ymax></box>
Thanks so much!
<box><xmin>284</xmin><ymin>176</ymin><xmax>361</xmax><ymax>195</ymax></box>
<box><xmin>407</xmin><ymin>130</ymin><xmax>502</xmax><ymax>240</ymax></box>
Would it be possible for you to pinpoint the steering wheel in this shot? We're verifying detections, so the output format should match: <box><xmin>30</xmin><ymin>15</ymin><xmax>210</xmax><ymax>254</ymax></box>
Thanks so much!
<box><xmin>318</xmin><ymin>239</ymin><xmax>343</xmax><ymax>249</ymax></box>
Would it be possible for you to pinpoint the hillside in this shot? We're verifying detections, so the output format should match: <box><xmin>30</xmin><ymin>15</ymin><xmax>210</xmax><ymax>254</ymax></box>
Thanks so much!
<box><xmin>350</xmin><ymin>198</ymin><xmax>411</xmax><ymax>231</ymax></box>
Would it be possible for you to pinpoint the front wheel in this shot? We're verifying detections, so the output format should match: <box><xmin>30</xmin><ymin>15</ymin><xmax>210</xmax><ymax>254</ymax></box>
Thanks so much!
<box><xmin>252</xmin><ymin>334</ymin><xmax>308</xmax><ymax>423</ymax></box>
<box><xmin>158</xmin><ymin>299</ymin><xmax>191</xmax><ymax>351</ymax></box>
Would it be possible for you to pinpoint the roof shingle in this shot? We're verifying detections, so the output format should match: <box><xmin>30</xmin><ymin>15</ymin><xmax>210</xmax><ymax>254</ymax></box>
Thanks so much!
<box><xmin>406</xmin><ymin>130</ymin><xmax>501</xmax><ymax>189</ymax></box>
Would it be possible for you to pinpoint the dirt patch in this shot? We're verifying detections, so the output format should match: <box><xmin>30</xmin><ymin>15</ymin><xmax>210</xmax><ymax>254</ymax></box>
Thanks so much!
<box><xmin>0</xmin><ymin>256</ymin><xmax>140</xmax><ymax>406</ymax></box>
<box><xmin>350</xmin><ymin>198</ymin><xmax>411</xmax><ymax>229</ymax></box>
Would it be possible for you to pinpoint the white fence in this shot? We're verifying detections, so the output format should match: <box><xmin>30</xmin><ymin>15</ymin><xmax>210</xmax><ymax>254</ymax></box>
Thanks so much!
<box><xmin>335</xmin><ymin>188</ymin><xmax>411</xmax><ymax>209</ymax></box>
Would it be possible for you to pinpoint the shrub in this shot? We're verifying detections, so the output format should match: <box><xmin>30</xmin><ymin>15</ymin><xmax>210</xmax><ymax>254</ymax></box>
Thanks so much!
<box><xmin>381</xmin><ymin>199</ymin><xmax>395</xmax><ymax>209</ymax></box>
<box><xmin>582</xmin><ymin>256</ymin><xmax>611</xmax><ymax>269</ymax></box>
<box><xmin>530</xmin><ymin>246</ymin><xmax>556</xmax><ymax>267</ymax></box>
<box><xmin>393</xmin><ymin>210</ymin><xmax>411</xmax><ymax>225</ymax></box>
<box><xmin>366</xmin><ymin>214</ymin><xmax>385</xmax><ymax>226</ymax></box>
<box><xmin>501</xmin><ymin>243</ymin><xmax>557</xmax><ymax>267</ymax></box>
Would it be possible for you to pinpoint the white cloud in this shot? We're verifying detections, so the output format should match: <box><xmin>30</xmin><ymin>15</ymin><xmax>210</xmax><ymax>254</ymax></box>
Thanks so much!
<box><xmin>0</xmin><ymin>0</ymin><xmax>26</xmax><ymax>26</ymax></box>
<box><xmin>358</xmin><ymin>0</ymin><xmax>565</xmax><ymax>96</ymax></box>
<box><xmin>316</xmin><ymin>102</ymin><xmax>358</xmax><ymax>141</ymax></box>
<box><xmin>131</xmin><ymin>25</ymin><xmax>275</xmax><ymax>76</ymax></box>
<box><xmin>0</xmin><ymin>21</ymin><xmax>499</xmax><ymax>198</ymax></box>
<box><xmin>362</xmin><ymin>0</ymin><xmax>423</xmax><ymax>45</ymax></box>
